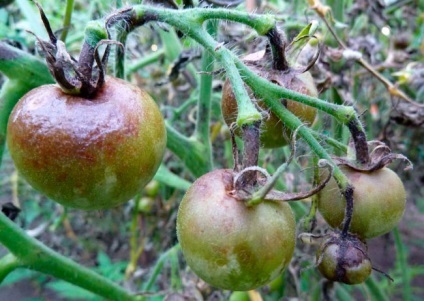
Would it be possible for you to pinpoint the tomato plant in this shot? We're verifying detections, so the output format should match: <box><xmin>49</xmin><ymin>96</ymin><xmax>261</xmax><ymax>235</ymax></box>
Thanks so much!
<box><xmin>176</xmin><ymin>169</ymin><xmax>295</xmax><ymax>291</ymax></box>
<box><xmin>0</xmin><ymin>0</ymin><xmax>419</xmax><ymax>300</ymax></box>
<box><xmin>318</xmin><ymin>166</ymin><xmax>406</xmax><ymax>239</ymax></box>
<box><xmin>7</xmin><ymin>77</ymin><xmax>166</xmax><ymax>210</ymax></box>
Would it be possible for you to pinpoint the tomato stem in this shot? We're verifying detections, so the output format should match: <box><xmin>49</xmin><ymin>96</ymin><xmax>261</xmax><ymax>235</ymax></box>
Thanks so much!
<box><xmin>0</xmin><ymin>212</ymin><xmax>143</xmax><ymax>301</ymax></box>
<box><xmin>194</xmin><ymin>20</ymin><xmax>217</xmax><ymax>171</ymax></box>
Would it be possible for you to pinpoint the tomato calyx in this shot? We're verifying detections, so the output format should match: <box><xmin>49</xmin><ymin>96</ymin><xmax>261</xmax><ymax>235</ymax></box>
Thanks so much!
<box><xmin>229</xmin><ymin>124</ymin><xmax>335</xmax><ymax>205</ymax></box>
<box><xmin>334</xmin><ymin>140</ymin><xmax>413</xmax><ymax>172</ymax></box>
<box><xmin>31</xmin><ymin>1</ymin><xmax>114</xmax><ymax>98</ymax></box>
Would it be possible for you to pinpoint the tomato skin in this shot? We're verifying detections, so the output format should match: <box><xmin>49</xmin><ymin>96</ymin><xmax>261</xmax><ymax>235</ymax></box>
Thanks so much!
<box><xmin>7</xmin><ymin>77</ymin><xmax>166</xmax><ymax>210</ymax></box>
<box><xmin>318</xmin><ymin>167</ymin><xmax>406</xmax><ymax>239</ymax></box>
<box><xmin>221</xmin><ymin>70</ymin><xmax>317</xmax><ymax>148</ymax></box>
<box><xmin>176</xmin><ymin>169</ymin><xmax>296</xmax><ymax>291</ymax></box>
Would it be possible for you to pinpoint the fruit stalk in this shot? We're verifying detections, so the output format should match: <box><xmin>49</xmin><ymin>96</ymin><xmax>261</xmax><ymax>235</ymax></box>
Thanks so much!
<box><xmin>347</xmin><ymin>119</ymin><xmax>370</xmax><ymax>165</ymax></box>
<box><xmin>237</xmin><ymin>122</ymin><xmax>261</xmax><ymax>188</ymax></box>
<box><xmin>77</xmin><ymin>20</ymin><xmax>108</xmax><ymax>96</ymax></box>
<box><xmin>266</xmin><ymin>27</ymin><xmax>289</xmax><ymax>71</ymax></box>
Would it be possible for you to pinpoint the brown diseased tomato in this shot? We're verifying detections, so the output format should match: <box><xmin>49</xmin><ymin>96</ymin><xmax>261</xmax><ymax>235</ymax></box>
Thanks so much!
<box><xmin>7</xmin><ymin>77</ymin><xmax>166</xmax><ymax>210</ymax></box>
<box><xmin>318</xmin><ymin>166</ymin><xmax>406</xmax><ymax>239</ymax></box>
<box><xmin>221</xmin><ymin>67</ymin><xmax>317</xmax><ymax>148</ymax></box>
<box><xmin>316</xmin><ymin>232</ymin><xmax>372</xmax><ymax>285</ymax></box>
<box><xmin>176</xmin><ymin>169</ymin><xmax>296</xmax><ymax>291</ymax></box>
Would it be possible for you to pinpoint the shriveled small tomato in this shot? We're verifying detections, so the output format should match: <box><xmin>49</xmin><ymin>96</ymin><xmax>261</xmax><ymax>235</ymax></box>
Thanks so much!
<box><xmin>7</xmin><ymin>77</ymin><xmax>166</xmax><ymax>210</ymax></box>
<box><xmin>318</xmin><ymin>166</ymin><xmax>406</xmax><ymax>239</ymax></box>
<box><xmin>176</xmin><ymin>169</ymin><xmax>296</xmax><ymax>291</ymax></box>
<box><xmin>316</xmin><ymin>232</ymin><xmax>372</xmax><ymax>285</ymax></box>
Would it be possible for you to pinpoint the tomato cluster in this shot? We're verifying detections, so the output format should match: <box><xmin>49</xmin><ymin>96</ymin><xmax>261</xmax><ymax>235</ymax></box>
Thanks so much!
<box><xmin>6</xmin><ymin>5</ymin><xmax>408</xmax><ymax>294</ymax></box>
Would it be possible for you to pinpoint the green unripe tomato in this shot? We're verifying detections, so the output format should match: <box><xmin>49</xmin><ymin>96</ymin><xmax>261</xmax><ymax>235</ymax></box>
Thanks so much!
<box><xmin>144</xmin><ymin>180</ymin><xmax>160</xmax><ymax>198</ymax></box>
<box><xmin>318</xmin><ymin>166</ymin><xmax>406</xmax><ymax>239</ymax></box>
<box><xmin>176</xmin><ymin>169</ymin><xmax>296</xmax><ymax>291</ymax></box>
<box><xmin>7</xmin><ymin>77</ymin><xmax>166</xmax><ymax>210</ymax></box>
<box><xmin>316</xmin><ymin>232</ymin><xmax>372</xmax><ymax>285</ymax></box>
<box><xmin>137</xmin><ymin>197</ymin><xmax>155</xmax><ymax>213</ymax></box>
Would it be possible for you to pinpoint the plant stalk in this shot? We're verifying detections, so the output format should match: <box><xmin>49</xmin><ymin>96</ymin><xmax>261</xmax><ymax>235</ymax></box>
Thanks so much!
<box><xmin>0</xmin><ymin>213</ymin><xmax>142</xmax><ymax>301</ymax></box>
<box><xmin>60</xmin><ymin>0</ymin><xmax>75</xmax><ymax>42</ymax></box>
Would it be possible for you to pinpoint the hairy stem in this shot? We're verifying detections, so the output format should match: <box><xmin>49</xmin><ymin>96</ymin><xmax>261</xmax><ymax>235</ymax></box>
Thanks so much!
<box><xmin>195</xmin><ymin>20</ymin><xmax>217</xmax><ymax>170</ymax></box>
<box><xmin>115</xmin><ymin>29</ymin><xmax>128</xmax><ymax>79</ymax></box>
<box><xmin>109</xmin><ymin>6</ymin><xmax>358</xmax><ymax>125</ymax></box>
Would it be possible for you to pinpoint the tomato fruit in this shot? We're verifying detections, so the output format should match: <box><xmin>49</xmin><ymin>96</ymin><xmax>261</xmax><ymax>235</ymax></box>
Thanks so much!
<box><xmin>318</xmin><ymin>166</ymin><xmax>406</xmax><ymax>239</ymax></box>
<box><xmin>316</xmin><ymin>232</ymin><xmax>372</xmax><ymax>285</ymax></box>
<box><xmin>7</xmin><ymin>77</ymin><xmax>166</xmax><ymax>210</ymax></box>
<box><xmin>221</xmin><ymin>67</ymin><xmax>317</xmax><ymax>148</ymax></box>
<box><xmin>176</xmin><ymin>169</ymin><xmax>296</xmax><ymax>291</ymax></box>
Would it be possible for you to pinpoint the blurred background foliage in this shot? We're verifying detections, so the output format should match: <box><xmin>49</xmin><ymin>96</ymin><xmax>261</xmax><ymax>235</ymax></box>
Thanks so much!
<box><xmin>0</xmin><ymin>0</ymin><xmax>424</xmax><ymax>300</ymax></box>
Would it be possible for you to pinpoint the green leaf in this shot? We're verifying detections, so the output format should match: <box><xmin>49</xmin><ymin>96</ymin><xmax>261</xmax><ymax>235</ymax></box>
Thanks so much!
<box><xmin>286</xmin><ymin>21</ymin><xmax>319</xmax><ymax>65</ymax></box>
<box><xmin>95</xmin><ymin>251</ymin><xmax>126</xmax><ymax>282</ymax></box>
<box><xmin>0</xmin><ymin>269</ymin><xmax>36</xmax><ymax>287</ymax></box>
